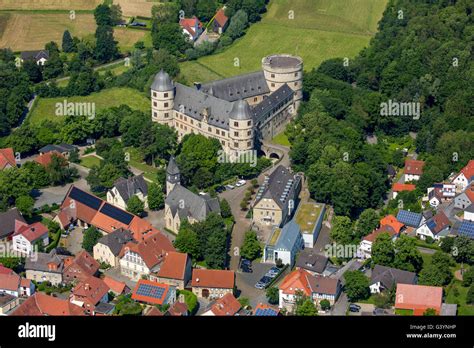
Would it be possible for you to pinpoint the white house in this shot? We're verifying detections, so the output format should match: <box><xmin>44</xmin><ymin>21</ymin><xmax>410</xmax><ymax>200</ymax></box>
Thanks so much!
<box><xmin>263</xmin><ymin>220</ymin><xmax>304</xmax><ymax>267</ymax></box>
<box><xmin>106</xmin><ymin>175</ymin><xmax>148</xmax><ymax>210</ymax></box>
<box><xmin>358</xmin><ymin>225</ymin><xmax>399</xmax><ymax>259</ymax></box>
<box><xmin>404</xmin><ymin>159</ymin><xmax>425</xmax><ymax>182</ymax></box>
<box><xmin>427</xmin><ymin>183</ymin><xmax>456</xmax><ymax>208</ymax></box>
<box><xmin>453</xmin><ymin>185</ymin><xmax>474</xmax><ymax>210</ymax></box>
<box><xmin>415</xmin><ymin>211</ymin><xmax>451</xmax><ymax>241</ymax></box>
<box><xmin>452</xmin><ymin>160</ymin><xmax>474</xmax><ymax>191</ymax></box>
<box><xmin>12</xmin><ymin>221</ymin><xmax>49</xmax><ymax>255</ymax></box>
<box><xmin>20</xmin><ymin>50</ymin><xmax>49</xmax><ymax>66</ymax></box>
<box><xmin>179</xmin><ymin>17</ymin><xmax>203</xmax><ymax>41</ymax></box>
<box><xmin>464</xmin><ymin>205</ymin><xmax>474</xmax><ymax>222</ymax></box>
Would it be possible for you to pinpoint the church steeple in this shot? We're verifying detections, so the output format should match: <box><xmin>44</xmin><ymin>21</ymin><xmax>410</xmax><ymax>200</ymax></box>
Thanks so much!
<box><xmin>166</xmin><ymin>156</ymin><xmax>180</xmax><ymax>195</ymax></box>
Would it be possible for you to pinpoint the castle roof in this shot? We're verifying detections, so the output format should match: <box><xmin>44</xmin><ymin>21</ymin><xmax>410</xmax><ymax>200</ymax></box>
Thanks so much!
<box><xmin>229</xmin><ymin>99</ymin><xmax>252</xmax><ymax>120</ymax></box>
<box><xmin>167</xmin><ymin>156</ymin><xmax>180</xmax><ymax>176</ymax></box>
<box><xmin>152</xmin><ymin>69</ymin><xmax>174</xmax><ymax>92</ymax></box>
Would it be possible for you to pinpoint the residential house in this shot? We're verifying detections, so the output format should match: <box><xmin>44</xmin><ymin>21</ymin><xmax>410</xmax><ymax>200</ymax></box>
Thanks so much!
<box><xmin>253</xmin><ymin>165</ymin><xmax>302</xmax><ymax>227</ymax></box>
<box><xmin>20</xmin><ymin>50</ymin><xmax>49</xmax><ymax>65</ymax></box>
<box><xmin>426</xmin><ymin>183</ymin><xmax>456</xmax><ymax>208</ymax></box>
<box><xmin>69</xmin><ymin>276</ymin><xmax>110</xmax><ymax>314</ymax></box>
<box><xmin>102</xmin><ymin>276</ymin><xmax>130</xmax><ymax>296</ymax></box>
<box><xmin>450</xmin><ymin>220</ymin><xmax>474</xmax><ymax>240</ymax></box>
<box><xmin>131</xmin><ymin>279</ymin><xmax>176</xmax><ymax>306</ymax></box>
<box><xmin>369</xmin><ymin>265</ymin><xmax>417</xmax><ymax>294</ymax></box>
<box><xmin>278</xmin><ymin>268</ymin><xmax>341</xmax><ymax>311</ymax></box>
<box><xmin>202</xmin><ymin>293</ymin><xmax>241</xmax><ymax>316</ymax></box>
<box><xmin>0</xmin><ymin>208</ymin><xmax>25</xmax><ymax>243</ymax></box>
<box><xmin>12</xmin><ymin>221</ymin><xmax>49</xmax><ymax>255</ymax></box>
<box><xmin>452</xmin><ymin>160</ymin><xmax>474</xmax><ymax>191</ymax></box>
<box><xmin>416</xmin><ymin>211</ymin><xmax>451</xmax><ymax>241</ymax></box>
<box><xmin>396</xmin><ymin>210</ymin><xmax>424</xmax><ymax>228</ymax></box>
<box><xmin>464</xmin><ymin>204</ymin><xmax>474</xmax><ymax>222</ymax></box>
<box><xmin>34</xmin><ymin>151</ymin><xmax>66</xmax><ymax>167</ymax></box>
<box><xmin>254</xmin><ymin>303</ymin><xmax>280</xmax><ymax>316</ymax></box>
<box><xmin>25</xmin><ymin>249</ymin><xmax>69</xmax><ymax>285</ymax></box>
<box><xmin>263</xmin><ymin>219</ymin><xmax>304</xmax><ymax>266</ymax></box>
<box><xmin>93</xmin><ymin>228</ymin><xmax>134</xmax><ymax>267</ymax></box>
<box><xmin>166</xmin><ymin>302</ymin><xmax>188</xmax><ymax>316</ymax></box>
<box><xmin>212</xmin><ymin>8</ymin><xmax>229</xmax><ymax>34</ymax></box>
<box><xmin>149</xmin><ymin>251</ymin><xmax>192</xmax><ymax>290</ymax></box>
<box><xmin>294</xmin><ymin>202</ymin><xmax>325</xmax><ymax>247</ymax></box>
<box><xmin>11</xmin><ymin>292</ymin><xmax>85</xmax><ymax>316</ymax></box>
<box><xmin>0</xmin><ymin>148</ymin><xmax>16</xmax><ymax>170</ymax></box>
<box><xmin>359</xmin><ymin>215</ymin><xmax>403</xmax><ymax>258</ymax></box>
<box><xmin>295</xmin><ymin>249</ymin><xmax>329</xmax><ymax>275</ymax></box>
<box><xmin>404</xmin><ymin>159</ymin><xmax>425</xmax><ymax>182</ymax></box>
<box><xmin>454</xmin><ymin>184</ymin><xmax>474</xmax><ymax>210</ymax></box>
<box><xmin>191</xmin><ymin>269</ymin><xmax>235</xmax><ymax>299</ymax></box>
<box><xmin>39</xmin><ymin>144</ymin><xmax>77</xmax><ymax>158</ymax></box>
<box><xmin>0</xmin><ymin>293</ymin><xmax>20</xmax><ymax>315</ymax></box>
<box><xmin>0</xmin><ymin>272</ymin><xmax>35</xmax><ymax>297</ymax></box>
<box><xmin>164</xmin><ymin>157</ymin><xmax>220</xmax><ymax>233</ymax></box>
<box><xmin>395</xmin><ymin>283</ymin><xmax>443</xmax><ymax>315</ymax></box>
<box><xmin>119</xmin><ymin>231</ymin><xmax>175</xmax><ymax>281</ymax></box>
<box><xmin>179</xmin><ymin>16</ymin><xmax>203</xmax><ymax>41</ymax></box>
<box><xmin>106</xmin><ymin>175</ymin><xmax>149</xmax><ymax>210</ymax></box>
<box><xmin>392</xmin><ymin>183</ymin><xmax>416</xmax><ymax>199</ymax></box>
<box><xmin>63</xmin><ymin>251</ymin><xmax>100</xmax><ymax>284</ymax></box>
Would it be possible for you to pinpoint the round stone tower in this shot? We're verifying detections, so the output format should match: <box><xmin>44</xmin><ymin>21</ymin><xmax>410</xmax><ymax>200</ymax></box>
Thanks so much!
<box><xmin>262</xmin><ymin>54</ymin><xmax>303</xmax><ymax>111</ymax></box>
<box><xmin>228</xmin><ymin>99</ymin><xmax>254</xmax><ymax>159</ymax></box>
<box><xmin>151</xmin><ymin>69</ymin><xmax>174</xmax><ymax>126</ymax></box>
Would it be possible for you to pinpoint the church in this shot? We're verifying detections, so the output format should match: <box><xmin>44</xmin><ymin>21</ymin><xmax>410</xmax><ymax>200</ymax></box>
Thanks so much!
<box><xmin>150</xmin><ymin>54</ymin><xmax>303</xmax><ymax>158</ymax></box>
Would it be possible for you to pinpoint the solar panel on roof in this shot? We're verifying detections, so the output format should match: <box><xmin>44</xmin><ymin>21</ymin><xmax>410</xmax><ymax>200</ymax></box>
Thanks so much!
<box><xmin>69</xmin><ymin>187</ymin><xmax>102</xmax><ymax>210</ymax></box>
<box><xmin>255</xmin><ymin>307</ymin><xmax>277</xmax><ymax>316</ymax></box>
<box><xmin>397</xmin><ymin>210</ymin><xmax>422</xmax><ymax>227</ymax></box>
<box><xmin>458</xmin><ymin>221</ymin><xmax>474</xmax><ymax>238</ymax></box>
<box><xmin>427</xmin><ymin>220</ymin><xmax>437</xmax><ymax>230</ymax></box>
<box><xmin>100</xmin><ymin>203</ymin><xmax>134</xmax><ymax>225</ymax></box>
<box><xmin>136</xmin><ymin>283</ymin><xmax>166</xmax><ymax>299</ymax></box>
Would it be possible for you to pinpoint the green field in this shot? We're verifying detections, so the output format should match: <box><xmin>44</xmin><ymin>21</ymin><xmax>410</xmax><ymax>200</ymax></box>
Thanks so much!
<box><xmin>445</xmin><ymin>281</ymin><xmax>474</xmax><ymax>316</ymax></box>
<box><xmin>184</xmin><ymin>0</ymin><xmax>387</xmax><ymax>81</ymax></box>
<box><xmin>270</xmin><ymin>132</ymin><xmax>290</xmax><ymax>147</ymax></box>
<box><xmin>80</xmin><ymin>155</ymin><xmax>102</xmax><ymax>169</ymax></box>
<box><xmin>28</xmin><ymin>87</ymin><xmax>150</xmax><ymax>125</ymax></box>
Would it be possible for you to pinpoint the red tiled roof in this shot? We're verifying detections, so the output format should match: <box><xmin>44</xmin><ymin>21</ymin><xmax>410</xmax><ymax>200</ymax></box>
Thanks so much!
<box><xmin>63</xmin><ymin>251</ymin><xmax>100</xmax><ymax>282</ymax></box>
<box><xmin>404</xmin><ymin>159</ymin><xmax>425</xmax><ymax>176</ymax></box>
<box><xmin>455</xmin><ymin>160</ymin><xmax>474</xmax><ymax>181</ymax></box>
<box><xmin>13</xmin><ymin>221</ymin><xmax>48</xmax><ymax>243</ymax></box>
<box><xmin>0</xmin><ymin>273</ymin><xmax>21</xmax><ymax>291</ymax></box>
<box><xmin>0</xmin><ymin>148</ymin><xmax>15</xmax><ymax>170</ymax></box>
<box><xmin>380</xmin><ymin>215</ymin><xmax>405</xmax><ymax>234</ymax></box>
<box><xmin>209</xmin><ymin>293</ymin><xmax>240</xmax><ymax>316</ymax></box>
<box><xmin>156</xmin><ymin>252</ymin><xmax>189</xmax><ymax>280</ymax></box>
<box><xmin>167</xmin><ymin>301</ymin><xmax>188</xmax><ymax>316</ymax></box>
<box><xmin>145</xmin><ymin>307</ymin><xmax>164</xmax><ymax>316</ymax></box>
<box><xmin>214</xmin><ymin>8</ymin><xmax>228</xmax><ymax>27</ymax></box>
<box><xmin>279</xmin><ymin>268</ymin><xmax>313</xmax><ymax>296</ymax></box>
<box><xmin>71</xmin><ymin>276</ymin><xmax>110</xmax><ymax>308</ymax></box>
<box><xmin>395</xmin><ymin>284</ymin><xmax>443</xmax><ymax>315</ymax></box>
<box><xmin>90</xmin><ymin>211</ymin><xmax>130</xmax><ymax>233</ymax></box>
<box><xmin>131</xmin><ymin>279</ymin><xmax>170</xmax><ymax>305</ymax></box>
<box><xmin>34</xmin><ymin>151</ymin><xmax>65</xmax><ymax>167</ymax></box>
<box><xmin>465</xmin><ymin>185</ymin><xmax>474</xmax><ymax>202</ymax></box>
<box><xmin>120</xmin><ymin>231</ymin><xmax>174</xmax><ymax>269</ymax></box>
<box><xmin>12</xmin><ymin>292</ymin><xmax>85</xmax><ymax>316</ymax></box>
<box><xmin>392</xmin><ymin>183</ymin><xmax>416</xmax><ymax>192</ymax></box>
<box><xmin>0</xmin><ymin>264</ymin><xmax>14</xmax><ymax>275</ymax></box>
<box><xmin>428</xmin><ymin>211</ymin><xmax>450</xmax><ymax>234</ymax></box>
<box><xmin>363</xmin><ymin>225</ymin><xmax>397</xmax><ymax>242</ymax></box>
<box><xmin>103</xmin><ymin>276</ymin><xmax>127</xmax><ymax>295</ymax></box>
<box><xmin>191</xmin><ymin>269</ymin><xmax>235</xmax><ymax>289</ymax></box>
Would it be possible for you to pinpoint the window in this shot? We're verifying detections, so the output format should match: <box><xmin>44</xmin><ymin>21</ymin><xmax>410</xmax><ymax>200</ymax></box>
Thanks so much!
<box><xmin>234</xmin><ymin>131</ymin><xmax>239</xmax><ymax>136</ymax></box>
<box><xmin>254</xmin><ymin>97</ymin><xmax>258</xmax><ymax>102</ymax></box>
<box><xmin>234</xmin><ymin>121</ymin><xmax>239</xmax><ymax>127</ymax></box>
<box><xmin>247</xmin><ymin>141</ymin><xmax>252</xmax><ymax>147</ymax></box>
<box><xmin>153</xmin><ymin>102</ymin><xmax>157</xmax><ymax>107</ymax></box>
<box><xmin>208</xmin><ymin>127</ymin><xmax>211</xmax><ymax>132</ymax></box>
<box><xmin>271</xmin><ymin>74</ymin><xmax>275</xmax><ymax>78</ymax></box>
<box><xmin>164</xmin><ymin>93</ymin><xmax>168</xmax><ymax>98</ymax></box>
<box><xmin>234</xmin><ymin>142</ymin><xmax>239</xmax><ymax>148</ymax></box>
<box><xmin>247</xmin><ymin>120</ymin><xmax>252</xmax><ymax>126</ymax></box>
<box><xmin>294</xmin><ymin>82</ymin><xmax>298</xmax><ymax>86</ymax></box>
<box><xmin>294</xmin><ymin>72</ymin><xmax>298</xmax><ymax>77</ymax></box>
<box><xmin>153</xmin><ymin>92</ymin><xmax>157</xmax><ymax>97</ymax></box>
<box><xmin>271</xmin><ymin>83</ymin><xmax>275</xmax><ymax>87</ymax></box>
<box><xmin>164</xmin><ymin>112</ymin><xmax>169</xmax><ymax>118</ymax></box>
<box><xmin>216</xmin><ymin>129</ymin><xmax>220</xmax><ymax>135</ymax></box>
<box><xmin>247</xmin><ymin>130</ymin><xmax>251</xmax><ymax>136</ymax></box>
<box><xmin>164</xmin><ymin>102</ymin><xmax>169</xmax><ymax>107</ymax></box>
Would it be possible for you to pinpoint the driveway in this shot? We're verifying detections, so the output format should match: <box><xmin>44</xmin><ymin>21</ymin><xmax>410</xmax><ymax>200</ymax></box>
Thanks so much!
<box><xmin>32</xmin><ymin>178</ymin><xmax>90</xmax><ymax>208</ymax></box>
<box><xmin>65</xmin><ymin>226</ymin><xmax>84</xmax><ymax>255</ymax></box>
<box><xmin>103</xmin><ymin>267</ymin><xmax>137</xmax><ymax>290</ymax></box>
<box><xmin>331</xmin><ymin>292</ymin><xmax>348</xmax><ymax>316</ymax></box>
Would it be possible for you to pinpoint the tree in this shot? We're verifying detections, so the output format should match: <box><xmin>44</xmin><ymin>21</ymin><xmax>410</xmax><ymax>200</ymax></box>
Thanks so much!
<box><xmin>46</xmin><ymin>154</ymin><xmax>76</xmax><ymax>186</ymax></box>
<box><xmin>174</xmin><ymin>223</ymin><xmax>201</xmax><ymax>259</ymax></box>
<box><xmin>295</xmin><ymin>299</ymin><xmax>318</xmax><ymax>316</ymax></box>
<box><xmin>94</xmin><ymin>25</ymin><xmax>119</xmax><ymax>63</ymax></box>
<box><xmin>452</xmin><ymin>236</ymin><xmax>474</xmax><ymax>264</ymax></box>
<box><xmin>94</xmin><ymin>4</ymin><xmax>113</xmax><ymax>26</ymax></box>
<box><xmin>152</xmin><ymin>22</ymin><xmax>189</xmax><ymax>55</ymax></box>
<box><xmin>126</xmin><ymin>196</ymin><xmax>145</xmax><ymax>216</ymax></box>
<box><xmin>82</xmin><ymin>227</ymin><xmax>102</xmax><ymax>252</ymax></box>
<box><xmin>440</xmin><ymin>237</ymin><xmax>455</xmax><ymax>254</ymax></box>
<box><xmin>62</xmin><ymin>30</ymin><xmax>75</xmax><ymax>53</ymax></box>
<box><xmin>419</xmin><ymin>264</ymin><xmax>452</xmax><ymax>286</ymax></box>
<box><xmin>266</xmin><ymin>287</ymin><xmax>279</xmax><ymax>305</ymax></box>
<box><xmin>196</xmin><ymin>0</ymin><xmax>217</xmax><ymax>21</ymax></box>
<box><xmin>240</xmin><ymin>231</ymin><xmax>261</xmax><ymax>261</ymax></box>
<box><xmin>15</xmin><ymin>195</ymin><xmax>34</xmax><ymax>218</ymax></box>
<box><xmin>423</xmin><ymin>308</ymin><xmax>437</xmax><ymax>316</ymax></box>
<box><xmin>110</xmin><ymin>4</ymin><xmax>123</xmax><ymax>25</ymax></box>
<box><xmin>226</xmin><ymin>10</ymin><xmax>249</xmax><ymax>40</ymax></box>
<box><xmin>467</xmin><ymin>285</ymin><xmax>474</xmax><ymax>305</ymax></box>
<box><xmin>147</xmin><ymin>182</ymin><xmax>164</xmax><ymax>210</ymax></box>
<box><xmin>354</xmin><ymin>209</ymin><xmax>379</xmax><ymax>239</ymax></box>
<box><xmin>462</xmin><ymin>267</ymin><xmax>474</xmax><ymax>287</ymax></box>
<box><xmin>393</xmin><ymin>235</ymin><xmax>423</xmax><ymax>273</ymax></box>
<box><xmin>320</xmin><ymin>299</ymin><xmax>331</xmax><ymax>311</ymax></box>
<box><xmin>330</xmin><ymin>216</ymin><xmax>354</xmax><ymax>245</ymax></box>
<box><xmin>343</xmin><ymin>270</ymin><xmax>370</xmax><ymax>302</ymax></box>
<box><xmin>113</xmin><ymin>294</ymin><xmax>142</xmax><ymax>315</ymax></box>
<box><xmin>371</xmin><ymin>233</ymin><xmax>395</xmax><ymax>266</ymax></box>
<box><xmin>219</xmin><ymin>199</ymin><xmax>232</xmax><ymax>219</ymax></box>
<box><xmin>22</xmin><ymin>60</ymin><xmax>42</xmax><ymax>83</ymax></box>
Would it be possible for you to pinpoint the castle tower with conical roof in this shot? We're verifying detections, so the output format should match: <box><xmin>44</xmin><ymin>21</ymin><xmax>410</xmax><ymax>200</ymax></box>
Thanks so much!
<box><xmin>151</xmin><ymin>69</ymin><xmax>174</xmax><ymax>127</ymax></box>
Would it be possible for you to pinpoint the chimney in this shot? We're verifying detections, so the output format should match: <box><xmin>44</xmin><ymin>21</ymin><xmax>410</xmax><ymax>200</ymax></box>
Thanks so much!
<box><xmin>85</xmin><ymin>283</ymin><xmax>90</xmax><ymax>291</ymax></box>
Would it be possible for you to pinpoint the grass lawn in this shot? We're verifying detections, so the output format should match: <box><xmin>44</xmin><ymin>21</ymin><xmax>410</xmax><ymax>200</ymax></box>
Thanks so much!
<box><xmin>28</xmin><ymin>87</ymin><xmax>150</xmax><ymax>125</ymax></box>
<box><xmin>0</xmin><ymin>0</ymin><xmax>100</xmax><ymax>11</ymax></box>
<box><xmin>395</xmin><ymin>308</ymin><xmax>413</xmax><ymax>316</ymax></box>
<box><xmin>124</xmin><ymin>147</ymin><xmax>159</xmax><ymax>183</ymax></box>
<box><xmin>421</xmin><ymin>252</ymin><xmax>434</xmax><ymax>268</ymax></box>
<box><xmin>186</xmin><ymin>0</ymin><xmax>387</xmax><ymax>80</ymax></box>
<box><xmin>80</xmin><ymin>155</ymin><xmax>102</xmax><ymax>169</ymax></box>
<box><xmin>270</xmin><ymin>132</ymin><xmax>290</xmax><ymax>147</ymax></box>
<box><xmin>445</xmin><ymin>280</ymin><xmax>474</xmax><ymax>315</ymax></box>
<box><xmin>179</xmin><ymin>60</ymin><xmax>225</xmax><ymax>86</ymax></box>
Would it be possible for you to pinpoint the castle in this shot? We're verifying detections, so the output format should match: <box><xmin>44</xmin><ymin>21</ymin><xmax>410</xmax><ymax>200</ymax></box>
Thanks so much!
<box><xmin>151</xmin><ymin>54</ymin><xmax>303</xmax><ymax>157</ymax></box>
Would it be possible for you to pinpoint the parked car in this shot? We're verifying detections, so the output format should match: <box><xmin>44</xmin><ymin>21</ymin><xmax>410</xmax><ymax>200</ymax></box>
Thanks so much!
<box><xmin>259</xmin><ymin>276</ymin><xmax>272</xmax><ymax>285</ymax></box>
<box><xmin>235</xmin><ymin>179</ymin><xmax>246</xmax><ymax>187</ymax></box>
<box><xmin>268</xmin><ymin>267</ymin><xmax>280</xmax><ymax>275</ymax></box>
<box><xmin>349</xmin><ymin>304</ymin><xmax>361</xmax><ymax>312</ymax></box>
<box><xmin>225</xmin><ymin>184</ymin><xmax>235</xmax><ymax>190</ymax></box>
<box><xmin>241</xmin><ymin>259</ymin><xmax>252</xmax><ymax>266</ymax></box>
<box><xmin>265</xmin><ymin>272</ymin><xmax>277</xmax><ymax>278</ymax></box>
<box><xmin>373</xmin><ymin>308</ymin><xmax>386</xmax><ymax>316</ymax></box>
<box><xmin>241</xmin><ymin>264</ymin><xmax>253</xmax><ymax>273</ymax></box>
<box><xmin>255</xmin><ymin>282</ymin><xmax>265</xmax><ymax>290</ymax></box>
<box><xmin>215</xmin><ymin>186</ymin><xmax>226</xmax><ymax>193</ymax></box>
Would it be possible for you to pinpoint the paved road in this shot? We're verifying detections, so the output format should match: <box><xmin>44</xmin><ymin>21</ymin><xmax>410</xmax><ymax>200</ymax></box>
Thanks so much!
<box><xmin>417</xmin><ymin>246</ymin><xmax>436</xmax><ymax>255</ymax></box>
<box><xmin>331</xmin><ymin>292</ymin><xmax>348</xmax><ymax>315</ymax></box>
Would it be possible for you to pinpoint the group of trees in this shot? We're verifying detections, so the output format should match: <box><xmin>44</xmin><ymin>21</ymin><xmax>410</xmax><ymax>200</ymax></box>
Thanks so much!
<box><xmin>174</xmin><ymin>213</ymin><xmax>230</xmax><ymax>269</ymax></box>
<box><xmin>240</xmin><ymin>231</ymin><xmax>261</xmax><ymax>261</ymax></box>
<box><xmin>371</xmin><ymin>234</ymin><xmax>423</xmax><ymax>273</ymax></box>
